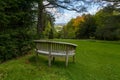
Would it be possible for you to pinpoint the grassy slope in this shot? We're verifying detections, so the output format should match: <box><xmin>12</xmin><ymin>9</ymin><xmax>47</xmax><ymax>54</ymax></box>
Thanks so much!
<box><xmin>0</xmin><ymin>39</ymin><xmax>120</xmax><ymax>80</ymax></box>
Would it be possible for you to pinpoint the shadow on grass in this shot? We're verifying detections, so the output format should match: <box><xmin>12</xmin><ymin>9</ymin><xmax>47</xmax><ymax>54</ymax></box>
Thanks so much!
<box><xmin>28</xmin><ymin>55</ymin><xmax>74</xmax><ymax>68</ymax></box>
<box><xmin>52</xmin><ymin>60</ymin><xmax>75</xmax><ymax>68</ymax></box>
<box><xmin>28</xmin><ymin>55</ymin><xmax>48</xmax><ymax>66</ymax></box>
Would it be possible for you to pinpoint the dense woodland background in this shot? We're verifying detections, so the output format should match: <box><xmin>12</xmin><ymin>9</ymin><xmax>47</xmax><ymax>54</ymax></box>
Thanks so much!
<box><xmin>59</xmin><ymin>5</ymin><xmax>120</xmax><ymax>40</ymax></box>
<box><xmin>0</xmin><ymin>0</ymin><xmax>120</xmax><ymax>62</ymax></box>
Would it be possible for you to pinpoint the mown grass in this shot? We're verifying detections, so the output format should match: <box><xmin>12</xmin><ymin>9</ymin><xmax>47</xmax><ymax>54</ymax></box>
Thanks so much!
<box><xmin>0</xmin><ymin>39</ymin><xmax>120</xmax><ymax>80</ymax></box>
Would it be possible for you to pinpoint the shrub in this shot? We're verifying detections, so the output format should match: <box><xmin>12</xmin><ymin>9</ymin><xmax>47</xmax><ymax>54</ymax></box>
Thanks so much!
<box><xmin>0</xmin><ymin>30</ymin><xmax>33</xmax><ymax>63</ymax></box>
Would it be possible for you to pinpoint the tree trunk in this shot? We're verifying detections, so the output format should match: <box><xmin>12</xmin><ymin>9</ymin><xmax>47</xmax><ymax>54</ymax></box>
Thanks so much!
<box><xmin>37</xmin><ymin>0</ymin><xmax>44</xmax><ymax>38</ymax></box>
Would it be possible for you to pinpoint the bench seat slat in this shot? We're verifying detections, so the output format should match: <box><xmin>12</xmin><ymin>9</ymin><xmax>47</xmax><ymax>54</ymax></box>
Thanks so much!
<box><xmin>37</xmin><ymin>50</ymin><xmax>75</xmax><ymax>56</ymax></box>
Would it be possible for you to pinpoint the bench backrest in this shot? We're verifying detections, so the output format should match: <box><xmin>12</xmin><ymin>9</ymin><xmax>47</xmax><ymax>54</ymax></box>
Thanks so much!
<box><xmin>34</xmin><ymin>40</ymin><xmax>77</xmax><ymax>54</ymax></box>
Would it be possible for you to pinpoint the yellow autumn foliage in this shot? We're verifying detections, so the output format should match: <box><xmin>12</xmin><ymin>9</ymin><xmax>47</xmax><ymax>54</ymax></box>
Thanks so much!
<box><xmin>73</xmin><ymin>16</ymin><xmax>84</xmax><ymax>27</ymax></box>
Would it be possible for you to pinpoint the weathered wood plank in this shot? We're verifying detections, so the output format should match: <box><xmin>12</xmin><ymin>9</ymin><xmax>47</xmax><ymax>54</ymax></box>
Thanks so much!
<box><xmin>34</xmin><ymin>40</ymin><xmax>77</xmax><ymax>67</ymax></box>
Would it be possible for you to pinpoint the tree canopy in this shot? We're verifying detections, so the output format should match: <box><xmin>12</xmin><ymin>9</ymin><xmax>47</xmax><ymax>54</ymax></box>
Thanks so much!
<box><xmin>95</xmin><ymin>5</ymin><xmax>120</xmax><ymax>40</ymax></box>
<box><xmin>58</xmin><ymin>2</ymin><xmax>120</xmax><ymax>40</ymax></box>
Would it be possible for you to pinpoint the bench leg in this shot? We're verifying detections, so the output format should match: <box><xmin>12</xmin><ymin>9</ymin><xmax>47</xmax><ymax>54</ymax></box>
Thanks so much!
<box><xmin>53</xmin><ymin>57</ymin><xmax>55</xmax><ymax>63</ymax></box>
<box><xmin>48</xmin><ymin>55</ymin><xmax>52</xmax><ymax>67</ymax></box>
<box><xmin>35</xmin><ymin>51</ymin><xmax>38</xmax><ymax>61</ymax></box>
<box><xmin>35</xmin><ymin>52</ymin><xmax>39</xmax><ymax>66</ymax></box>
<box><xmin>65</xmin><ymin>56</ymin><xmax>68</xmax><ymax>67</ymax></box>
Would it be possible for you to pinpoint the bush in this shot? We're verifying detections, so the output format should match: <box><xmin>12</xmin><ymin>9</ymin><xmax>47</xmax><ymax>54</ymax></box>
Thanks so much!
<box><xmin>0</xmin><ymin>30</ymin><xmax>33</xmax><ymax>63</ymax></box>
<box><xmin>0</xmin><ymin>0</ymin><xmax>35</xmax><ymax>62</ymax></box>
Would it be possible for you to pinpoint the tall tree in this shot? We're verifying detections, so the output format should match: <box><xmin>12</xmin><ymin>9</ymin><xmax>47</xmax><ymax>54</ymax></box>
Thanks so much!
<box><xmin>36</xmin><ymin>0</ymin><xmax>97</xmax><ymax>38</ymax></box>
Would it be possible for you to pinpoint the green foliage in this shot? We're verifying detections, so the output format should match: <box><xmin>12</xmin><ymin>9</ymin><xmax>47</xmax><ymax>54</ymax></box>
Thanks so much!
<box><xmin>43</xmin><ymin>21</ymin><xmax>55</xmax><ymax>39</ymax></box>
<box><xmin>0</xmin><ymin>0</ymin><xmax>34</xmax><ymax>31</ymax></box>
<box><xmin>53</xmin><ymin>26</ymin><xmax>63</xmax><ymax>39</ymax></box>
<box><xmin>76</xmin><ymin>14</ymin><xmax>96</xmax><ymax>39</ymax></box>
<box><xmin>36</xmin><ymin>11</ymin><xmax>55</xmax><ymax>39</ymax></box>
<box><xmin>59</xmin><ymin>14</ymin><xmax>95</xmax><ymax>39</ymax></box>
<box><xmin>48</xmin><ymin>29</ymin><xmax>54</xmax><ymax>39</ymax></box>
<box><xmin>95</xmin><ymin>5</ymin><xmax>120</xmax><ymax>40</ymax></box>
<box><xmin>60</xmin><ymin>14</ymin><xmax>96</xmax><ymax>39</ymax></box>
<box><xmin>0</xmin><ymin>0</ymin><xmax>35</xmax><ymax>62</ymax></box>
<box><xmin>61</xmin><ymin>19</ymin><xmax>76</xmax><ymax>39</ymax></box>
<box><xmin>0</xmin><ymin>34</ymin><xmax>14</xmax><ymax>62</ymax></box>
<box><xmin>0</xmin><ymin>30</ymin><xmax>33</xmax><ymax>62</ymax></box>
<box><xmin>61</xmin><ymin>5</ymin><xmax>120</xmax><ymax>41</ymax></box>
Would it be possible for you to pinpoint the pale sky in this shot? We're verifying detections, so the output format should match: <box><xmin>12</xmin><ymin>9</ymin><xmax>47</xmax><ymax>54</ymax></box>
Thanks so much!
<box><xmin>55</xmin><ymin>10</ymin><xmax>81</xmax><ymax>24</ymax></box>
<box><xmin>45</xmin><ymin>0</ymin><xmax>108</xmax><ymax>24</ymax></box>
<box><xmin>54</xmin><ymin>4</ymin><xmax>101</xmax><ymax>24</ymax></box>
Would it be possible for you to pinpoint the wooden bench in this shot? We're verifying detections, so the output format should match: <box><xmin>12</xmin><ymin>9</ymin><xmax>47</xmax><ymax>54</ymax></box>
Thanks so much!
<box><xmin>34</xmin><ymin>40</ymin><xmax>77</xmax><ymax>67</ymax></box>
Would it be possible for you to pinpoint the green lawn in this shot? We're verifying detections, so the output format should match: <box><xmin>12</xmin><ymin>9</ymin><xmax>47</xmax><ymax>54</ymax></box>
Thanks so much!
<box><xmin>0</xmin><ymin>39</ymin><xmax>120</xmax><ymax>80</ymax></box>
